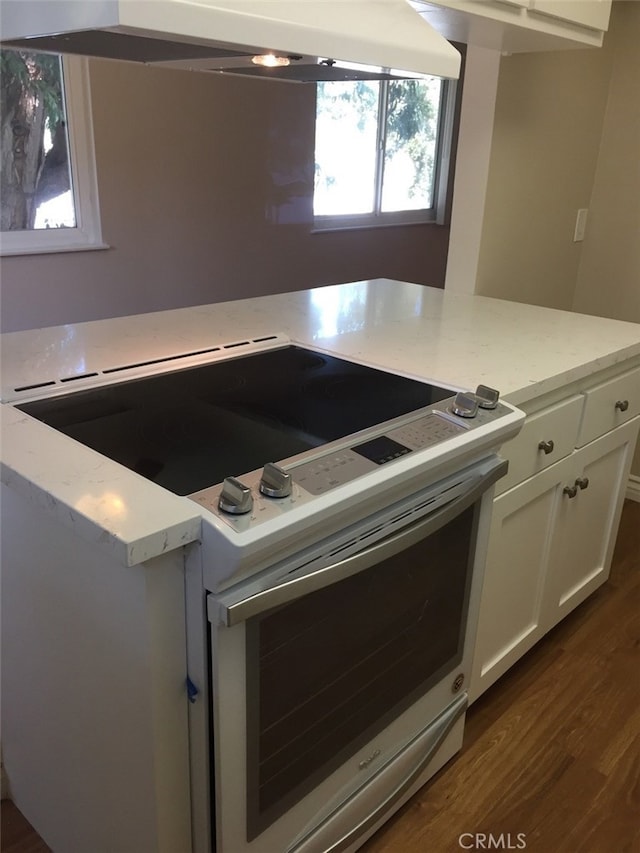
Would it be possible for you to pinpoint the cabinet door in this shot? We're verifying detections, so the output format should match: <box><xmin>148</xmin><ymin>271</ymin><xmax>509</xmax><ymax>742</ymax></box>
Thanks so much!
<box><xmin>542</xmin><ymin>419</ymin><xmax>638</xmax><ymax>629</ymax></box>
<box><xmin>469</xmin><ymin>460</ymin><xmax>567</xmax><ymax>702</ymax></box>
<box><xmin>470</xmin><ymin>417</ymin><xmax>638</xmax><ymax>704</ymax></box>
<box><xmin>529</xmin><ymin>0</ymin><xmax>611</xmax><ymax>31</ymax></box>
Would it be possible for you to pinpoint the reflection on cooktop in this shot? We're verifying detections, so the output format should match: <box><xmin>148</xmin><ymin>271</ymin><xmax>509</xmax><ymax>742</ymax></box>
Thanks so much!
<box><xmin>17</xmin><ymin>346</ymin><xmax>452</xmax><ymax>495</ymax></box>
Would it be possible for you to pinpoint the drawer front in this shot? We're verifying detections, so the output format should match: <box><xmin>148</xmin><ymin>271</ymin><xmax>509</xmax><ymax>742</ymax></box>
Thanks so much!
<box><xmin>496</xmin><ymin>395</ymin><xmax>583</xmax><ymax>495</ymax></box>
<box><xmin>577</xmin><ymin>366</ymin><xmax>640</xmax><ymax>447</ymax></box>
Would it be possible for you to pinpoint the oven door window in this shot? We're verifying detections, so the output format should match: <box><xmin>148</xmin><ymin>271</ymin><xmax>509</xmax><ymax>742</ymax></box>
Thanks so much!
<box><xmin>244</xmin><ymin>502</ymin><xmax>478</xmax><ymax>839</ymax></box>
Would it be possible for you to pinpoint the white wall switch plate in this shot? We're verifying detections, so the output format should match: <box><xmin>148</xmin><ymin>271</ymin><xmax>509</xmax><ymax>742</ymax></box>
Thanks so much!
<box><xmin>574</xmin><ymin>208</ymin><xmax>588</xmax><ymax>242</ymax></box>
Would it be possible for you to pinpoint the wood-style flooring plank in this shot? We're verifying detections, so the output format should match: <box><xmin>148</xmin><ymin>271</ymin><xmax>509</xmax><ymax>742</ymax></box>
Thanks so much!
<box><xmin>2</xmin><ymin>501</ymin><xmax>639</xmax><ymax>853</ymax></box>
<box><xmin>0</xmin><ymin>802</ymin><xmax>50</xmax><ymax>853</ymax></box>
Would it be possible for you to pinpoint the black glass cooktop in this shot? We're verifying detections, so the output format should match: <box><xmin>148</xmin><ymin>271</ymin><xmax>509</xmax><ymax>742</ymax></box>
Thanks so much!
<box><xmin>18</xmin><ymin>346</ymin><xmax>453</xmax><ymax>495</ymax></box>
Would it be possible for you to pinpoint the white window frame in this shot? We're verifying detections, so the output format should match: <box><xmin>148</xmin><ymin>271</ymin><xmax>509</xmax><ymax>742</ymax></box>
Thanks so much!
<box><xmin>313</xmin><ymin>77</ymin><xmax>457</xmax><ymax>233</ymax></box>
<box><xmin>0</xmin><ymin>54</ymin><xmax>106</xmax><ymax>256</ymax></box>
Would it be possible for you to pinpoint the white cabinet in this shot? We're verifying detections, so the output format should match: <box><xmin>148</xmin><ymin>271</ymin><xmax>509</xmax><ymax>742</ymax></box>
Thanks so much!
<box><xmin>470</xmin><ymin>461</ymin><xmax>560</xmax><ymax>698</ymax></box>
<box><xmin>470</xmin><ymin>367</ymin><xmax>640</xmax><ymax>703</ymax></box>
<box><xmin>577</xmin><ymin>366</ymin><xmax>640</xmax><ymax>447</ymax></box>
<box><xmin>529</xmin><ymin>0</ymin><xmax>611</xmax><ymax>31</ymax></box>
<box><xmin>542</xmin><ymin>426</ymin><xmax>630</xmax><ymax>624</ymax></box>
<box><xmin>0</xmin><ymin>484</ymin><xmax>193</xmax><ymax>853</ymax></box>
<box><xmin>415</xmin><ymin>0</ymin><xmax>610</xmax><ymax>50</ymax></box>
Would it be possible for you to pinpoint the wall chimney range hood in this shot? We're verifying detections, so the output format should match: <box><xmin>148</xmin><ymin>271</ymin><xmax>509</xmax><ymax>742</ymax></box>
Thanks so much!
<box><xmin>0</xmin><ymin>0</ymin><xmax>461</xmax><ymax>82</ymax></box>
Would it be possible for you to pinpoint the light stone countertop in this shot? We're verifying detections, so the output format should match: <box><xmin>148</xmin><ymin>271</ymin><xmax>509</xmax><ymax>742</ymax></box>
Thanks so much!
<box><xmin>2</xmin><ymin>279</ymin><xmax>640</xmax><ymax>566</ymax></box>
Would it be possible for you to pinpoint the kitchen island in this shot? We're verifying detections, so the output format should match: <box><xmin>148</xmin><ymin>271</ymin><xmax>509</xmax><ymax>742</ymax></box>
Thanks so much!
<box><xmin>2</xmin><ymin>279</ymin><xmax>639</xmax><ymax>853</ymax></box>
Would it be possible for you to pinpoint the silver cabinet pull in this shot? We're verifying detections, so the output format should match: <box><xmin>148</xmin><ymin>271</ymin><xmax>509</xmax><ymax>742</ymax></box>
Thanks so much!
<box><xmin>563</xmin><ymin>484</ymin><xmax>578</xmax><ymax>498</ymax></box>
<box><xmin>575</xmin><ymin>476</ymin><xmax>589</xmax><ymax>491</ymax></box>
<box><xmin>615</xmin><ymin>399</ymin><xmax>629</xmax><ymax>412</ymax></box>
<box><xmin>538</xmin><ymin>439</ymin><xmax>554</xmax><ymax>455</ymax></box>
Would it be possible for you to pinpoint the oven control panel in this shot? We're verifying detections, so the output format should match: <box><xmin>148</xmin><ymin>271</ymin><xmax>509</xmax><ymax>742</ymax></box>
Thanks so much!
<box><xmin>293</xmin><ymin>412</ymin><xmax>464</xmax><ymax>496</ymax></box>
<box><xmin>189</xmin><ymin>387</ymin><xmax>518</xmax><ymax>531</ymax></box>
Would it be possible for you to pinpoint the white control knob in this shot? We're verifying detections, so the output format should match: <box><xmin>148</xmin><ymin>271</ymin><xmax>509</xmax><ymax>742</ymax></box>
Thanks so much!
<box><xmin>450</xmin><ymin>392</ymin><xmax>478</xmax><ymax>418</ymax></box>
<box><xmin>218</xmin><ymin>477</ymin><xmax>253</xmax><ymax>514</ymax></box>
<box><xmin>259</xmin><ymin>463</ymin><xmax>292</xmax><ymax>498</ymax></box>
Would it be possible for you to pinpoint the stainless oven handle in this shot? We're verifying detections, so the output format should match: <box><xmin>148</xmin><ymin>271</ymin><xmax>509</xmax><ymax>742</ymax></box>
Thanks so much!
<box><xmin>218</xmin><ymin>457</ymin><xmax>507</xmax><ymax>626</ymax></box>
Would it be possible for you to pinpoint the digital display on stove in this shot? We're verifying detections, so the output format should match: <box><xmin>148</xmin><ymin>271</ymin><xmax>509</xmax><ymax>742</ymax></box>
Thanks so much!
<box><xmin>352</xmin><ymin>436</ymin><xmax>412</xmax><ymax>465</ymax></box>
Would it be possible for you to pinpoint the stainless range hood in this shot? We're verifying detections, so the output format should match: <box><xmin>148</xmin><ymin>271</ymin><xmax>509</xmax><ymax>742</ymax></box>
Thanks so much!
<box><xmin>0</xmin><ymin>0</ymin><xmax>461</xmax><ymax>82</ymax></box>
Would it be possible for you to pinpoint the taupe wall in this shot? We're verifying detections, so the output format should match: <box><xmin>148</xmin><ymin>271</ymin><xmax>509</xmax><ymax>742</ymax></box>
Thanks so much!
<box><xmin>474</xmin><ymin>0</ymin><xmax>640</xmax><ymax>477</ymax></box>
<box><xmin>0</xmin><ymin>60</ymin><xmax>452</xmax><ymax>333</ymax></box>
<box><xmin>572</xmin><ymin>0</ymin><xmax>640</xmax><ymax>323</ymax></box>
<box><xmin>475</xmin><ymin>2</ymin><xmax>638</xmax><ymax>321</ymax></box>
<box><xmin>570</xmin><ymin>1</ymin><xmax>640</xmax><ymax>477</ymax></box>
<box><xmin>474</xmin><ymin>39</ymin><xmax>613</xmax><ymax>309</ymax></box>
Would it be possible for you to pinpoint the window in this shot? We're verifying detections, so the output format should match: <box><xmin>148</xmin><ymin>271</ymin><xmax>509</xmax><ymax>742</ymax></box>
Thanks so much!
<box><xmin>0</xmin><ymin>49</ymin><xmax>103</xmax><ymax>255</ymax></box>
<box><xmin>314</xmin><ymin>76</ymin><xmax>456</xmax><ymax>230</ymax></box>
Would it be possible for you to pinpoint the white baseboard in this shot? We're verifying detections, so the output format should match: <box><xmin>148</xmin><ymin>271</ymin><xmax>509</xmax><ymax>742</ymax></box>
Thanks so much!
<box><xmin>627</xmin><ymin>475</ymin><xmax>640</xmax><ymax>502</ymax></box>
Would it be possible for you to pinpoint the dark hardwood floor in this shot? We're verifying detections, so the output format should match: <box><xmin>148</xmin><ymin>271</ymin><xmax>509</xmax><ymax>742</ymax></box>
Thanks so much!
<box><xmin>2</xmin><ymin>500</ymin><xmax>639</xmax><ymax>853</ymax></box>
<box><xmin>0</xmin><ymin>802</ymin><xmax>50</xmax><ymax>853</ymax></box>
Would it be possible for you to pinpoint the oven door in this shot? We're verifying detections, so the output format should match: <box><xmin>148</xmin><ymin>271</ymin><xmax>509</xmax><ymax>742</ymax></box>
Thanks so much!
<box><xmin>207</xmin><ymin>455</ymin><xmax>506</xmax><ymax>853</ymax></box>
